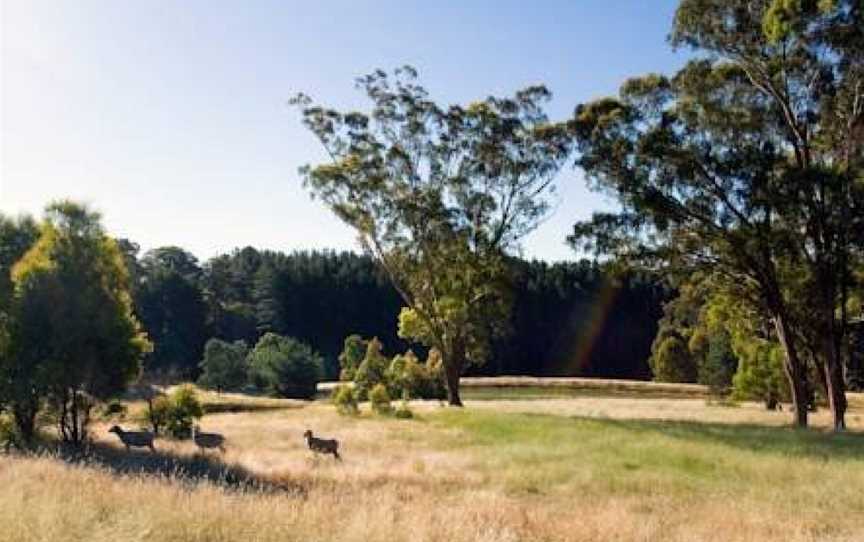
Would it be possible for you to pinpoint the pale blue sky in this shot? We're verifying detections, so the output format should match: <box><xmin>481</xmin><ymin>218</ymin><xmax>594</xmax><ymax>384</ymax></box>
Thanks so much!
<box><xmin>1</xmin><ymin>0</ymin><xmax>685</xmax><ymax>262</ymax></box>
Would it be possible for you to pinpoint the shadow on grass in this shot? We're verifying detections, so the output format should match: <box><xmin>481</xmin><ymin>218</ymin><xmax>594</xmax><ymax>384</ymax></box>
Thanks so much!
<box><xmin>462</xmin><ymin>387</ymin><xmax>706</xmax><ymax>402</ymax></box>
<box><xmin>50</xmin><ymin>440</ymin><xmax>308</xmax><ymax>497</ymax></box>
<box><xmin>580</xmin><ymin>416</ymin><xmax>864</xmax><ymax>461</ymax></box>
<box><xmin>202</xmin><ymin>402</ymin><xmax>304</xmax><ymax>415</ymax></box>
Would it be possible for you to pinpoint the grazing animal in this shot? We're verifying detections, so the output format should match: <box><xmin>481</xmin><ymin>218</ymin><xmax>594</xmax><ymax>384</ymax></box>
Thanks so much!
<box><xmin>303</xmin><ymin>429</ymin><xmax>340</xmax><ymax>460</ymax></box>
<box><xmin>192</xmin><ymin>426</ymin><xmax>226</xmax><ymax>453</ymax></box>
<box><xmin>108</xmin><ymin>425</ymin><xmax>156</xmax><ymax>452</ymax></box>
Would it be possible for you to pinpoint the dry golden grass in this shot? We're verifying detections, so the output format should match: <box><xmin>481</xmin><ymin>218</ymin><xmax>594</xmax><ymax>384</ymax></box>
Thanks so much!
<box><xmin>3</xmin><ymin>388</ymin><xmax>864</xmax><ymax>542</ymax></box>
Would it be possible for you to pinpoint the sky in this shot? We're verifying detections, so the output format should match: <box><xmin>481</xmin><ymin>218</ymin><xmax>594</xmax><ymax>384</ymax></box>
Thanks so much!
<box><xmin>1</xmin><ymin>0</ymin><xmax>686</xmax><ymax>262</ymax></box>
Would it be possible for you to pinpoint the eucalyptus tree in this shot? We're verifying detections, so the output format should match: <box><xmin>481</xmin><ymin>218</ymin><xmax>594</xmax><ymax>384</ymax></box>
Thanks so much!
<box><xmin>570</xmin><ymin>0</ymin><xmax>863</xmax><ymax>428</ymax></box>
<box><xmin>293</xmin><ymin>67</ymin><xmax>571</xmax><ymax>405</ymax></box>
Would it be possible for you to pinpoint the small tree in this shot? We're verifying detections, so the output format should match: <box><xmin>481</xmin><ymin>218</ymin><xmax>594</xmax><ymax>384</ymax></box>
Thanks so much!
<box><xmin>164</xmin><ymin>384</ymin><xmax>203</xmax><ymax>438</ymax></box>
<box><xmin>354</xmin><ymin>338</ymin><xmax>389</xmax><ymax>399</ymax></box>
<box><xmin>700</xmin><ymin>331</ymin><xmax>738</xmax><ymax>395</ymax></box>
<box><xmin>651</xmin><ymin>335</ymin><xmax>697</xmax><ymax>383</ymax></box>
<box><xmin>338</xmin><ymin>335</ymin><xmax>368</xmax><ymax>381</ymax></box>
<box><xmin>369</xmin><ymin>383</ymin><xmax>393</xmax><ymax>415</ymax></box>
<box><xmin>386</xmin><ymin>349</ymin><xmax>446</xmax><ymax>400</ymax></box>
<box><xmin>198</xmin><ymin>339</ymin><xmax>248</xmax><ymax>392</ymax></box>
<box><xmin>247</xmin><ymin>333</ymin><xmax>323</xmax><ymax>399</ymax></box>
<box><xmin>147</xmin><ymin>394</ymin><xmax>171</xmax><ymax>436</ymax></box>
<box><xmin>9</xmin><ymin>202</ymin><xmax>150</xmax><ymax>444</ymax></box>
<box><xmin>332</xmin><ymin>384</ymin><xmax>359</xmax><ymax>415</ymax></box>
<box><xmin>732</xmin><ymin>338</ymin><xmax>788</xmax><ymax>410</ymax></box>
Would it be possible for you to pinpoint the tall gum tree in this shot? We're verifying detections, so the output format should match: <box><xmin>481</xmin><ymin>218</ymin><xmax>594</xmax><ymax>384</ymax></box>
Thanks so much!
<box><xmin>569</xmin><ymin>0</ymin><xmax>863</xmax><ymax>429</ymax></box>
<box><xmin>293</xmin><ymin>67</ymin><xmax>571</xmax><ymax>405</ymax></box>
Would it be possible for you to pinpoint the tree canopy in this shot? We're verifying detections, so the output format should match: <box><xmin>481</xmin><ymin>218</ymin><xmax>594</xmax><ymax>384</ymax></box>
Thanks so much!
<box><xmin>5</xmin><ymin>202</ymin><xmax>150</xmax><ymax>443</ymax></box>
<box><xmin>293</xmin><ymin>67</ymin><xmax>572</xmax><ymax>404</ymax></box>
<box><xmin>569</xmin><ymin>0</ymin><xmax>864</xmax><ymax>428</ymax></box>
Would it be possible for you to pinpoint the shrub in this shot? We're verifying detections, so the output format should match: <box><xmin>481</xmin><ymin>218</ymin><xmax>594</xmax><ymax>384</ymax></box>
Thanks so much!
<box><xmin>247</xmin><ymin>333</ymin><xmax>323</xmax><ymax>399</ymax></box>
<box><xmin>147</xmin><ymin>394</ymin><xmax>171</xmax><ymax>436</ymax></box>
<box><xmin>732</xmin><ymin>339</ymin><xmax>789</xmax><ymax>409</ymax></box>
<box><xmin>332</xmin><ymin>384</ymin><xmax>359</xmax><ymax>415</ymax></box>
<box><xmin>198</xmin><ymin>339</ymin><xmax>248</xmax><ymax>392</ymax></box>
<box><xmin>386</xmin><ymin>349</ymin><xmax>446</xmax><ymax>400</ymax></box>
<box><xmin>354</xmin><ymin>338</ymin><xmax>388</xmax><ymax>400</ymax></box>
<box><xmin>164</xmin><ymin>385</ymin><xmax>204</xmax><ymax>439</ymax></box>
<box><xmin>338</xmin><ymin>335</ymin><xmax>368</xmax><ymax>382</ymax></box>
<box><xmin>0</xmin><ymin>415</ymin><xmax>21</xmax><ymax>451</ymax></box>
<box><xmin>369</xmin><ymin>383</ymin><xmax>392</xmax><ymax>415</ymax></box>
<box><xmin>699</xmin><ymin>331</ymin><xmax>738</xmax><ymax>395</ymax></box>
<box><xmin>651</xmin><ymin>335</ymin><xmax>698</xmax><ymax>383</ymax></box>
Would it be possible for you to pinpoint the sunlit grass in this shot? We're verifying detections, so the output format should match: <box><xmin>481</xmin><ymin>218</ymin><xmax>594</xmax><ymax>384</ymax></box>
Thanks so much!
<box><xmin>3</xmin><ymin>386</ymin><xmax>864</xmax><ymax>541</ymax></box>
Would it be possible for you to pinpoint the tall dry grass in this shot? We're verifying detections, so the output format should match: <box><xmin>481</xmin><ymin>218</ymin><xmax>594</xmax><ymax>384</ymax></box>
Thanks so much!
<box><xmin>2</xmin><ymin>392</ymin><xmax>864</xmax><ymax>542</ymax></box>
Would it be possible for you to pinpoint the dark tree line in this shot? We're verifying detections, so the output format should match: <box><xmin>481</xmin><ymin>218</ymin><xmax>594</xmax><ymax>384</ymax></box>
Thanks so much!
<box><xmin>115</xmin><ymin>243</ymin><xmax>667</xmax><ymax>382</ymax></box>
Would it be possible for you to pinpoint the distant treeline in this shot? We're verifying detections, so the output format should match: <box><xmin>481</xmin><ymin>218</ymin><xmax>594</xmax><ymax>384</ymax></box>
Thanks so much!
<box><xmin>120</xmin><ymin>243</ymin><xmax>667</xmax><ymax>381</ymax></box>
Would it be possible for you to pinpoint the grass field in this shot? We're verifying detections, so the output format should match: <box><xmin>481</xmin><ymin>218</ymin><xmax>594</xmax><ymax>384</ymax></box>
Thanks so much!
<box><xmin>2</xmin><ymin>383</ymin><xmax>864</xmax><ymax>542</ymax></box>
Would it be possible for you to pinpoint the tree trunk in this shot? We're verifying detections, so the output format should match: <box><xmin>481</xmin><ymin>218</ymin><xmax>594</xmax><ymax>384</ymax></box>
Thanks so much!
<box><xmin>444</xmin><ymin>341</ymin><xmax>465</xmax><ymax>407</ymax></box>
<box><xmin>773</xmin><ymin>314</ymin><xmax>808</xmax><ymax>428</ymax></box>
<box><xmin>12</xmin><ymin>402</ymin><xmax>37</xmax><ymax>443</ymax></box>
<box><xmin>822</xmin><ymin>336</ymin><xmax>847</xmax><ymax>431</ymax></box>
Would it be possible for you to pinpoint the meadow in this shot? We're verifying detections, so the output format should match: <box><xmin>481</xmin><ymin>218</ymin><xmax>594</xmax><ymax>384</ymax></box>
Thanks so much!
<box><xmin>2</xmin><ymin>385</ymin><xmax>864</xmax><ymax>542</ymax></box>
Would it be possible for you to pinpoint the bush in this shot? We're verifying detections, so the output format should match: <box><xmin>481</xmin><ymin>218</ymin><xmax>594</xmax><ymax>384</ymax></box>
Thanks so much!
<box><xmin>247</xmin><ymin>333</ymin><xmax>323</xmax><ymax>399</ymax></box>
<box><xmin>147</xmin><ymin>394</ymin><xmax>171</xmax><ymax>435</ymax></box>
<box><xmin>332</xmin><ymin>384</ymin><xmax>359</xmax><ymax>415</ymax></box>
<box><xmin>338</xmin><ymin>335</ymin><xmax>368</xmax><ymax>382</ymax></box>
<box><xmin>164</xmin><ymin>385</ymin><xmax>204</xmax><ymax>439</ymax></box>
<box><xmin>732</xmin><ymin>339</ymin><xmax>789</xmax><ymax>409</ymax></box>
<box><xmin>386</xmin><ymin>349</ymin><xmax>446</xmax><ymax>400</ymax></box>
<box><xmin>651</xmin><ymin>335</ymin><xmax>698</xmax><ymax>383</ymax></box>
<box><xmin>699</xmin><ymin>331</ymin><xmax>738</xmax><ymax>395</ymax></box>
<box><xmin>0</xmin><ymin>415</ymin><xmax>21</xmax><ymax>452</ymax></box>
<box><xmin>198</xmin><ymin>339</ymin><xmax>248</xmax><ymax>392</ymax></box>
<box><xmin>369</xmin><ymin>383</ymin><xmax>392</xmax><ymax>415</ymax></box>
<box><xmin>354</xmin><ymin>338</ymin><xmax>389</xmax><ymax>400</ymax></box>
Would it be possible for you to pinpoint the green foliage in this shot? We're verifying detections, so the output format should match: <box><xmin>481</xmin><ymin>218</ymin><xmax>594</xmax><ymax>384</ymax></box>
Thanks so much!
<box><xmin>294</xmin><ymin>67</ymin><xmax>572</xmax><ymax>405</ymax></box>
<box><xmin>331</xmin><ymin>384</ymin><xmax>359</xmax><ymax>416</ymax></box>
<box><xmin>762</xmin><ymin>0</ymin><xmax>804</xmax><ymax>43</ymax></box>
<box><xmin>572</xmin><ymin>0</ymin><xmax>864</xmax><ymax>427</ymax></box>
<box><xmin>353</xmin><ymin>338</ymin><xmax>389</xmax><ymax>400</ymax></box>
<box><xmin>164</xmin><ymin>384</ymin><xmax>204</xmax><ymax>439</ymax></box>
<box><xmin>651</xmin><ymin>335</ymin><xmax>697</xmax><ymax>383</ymax></box>
<box><xmin>338</xmin><ymin>335</ymin><xmax>367</xmax><ymax>382</ymax></box>
<box><xmin>387</xmin><ymin>348</ymin><xmax>446</xmax><ymax>400</ymax></box>
<box><xmin>135</xmin><ymin>247</ymin><xmax>207</xmax><ymax>380</ymax></box>
<box><xmin>247</xmin><ymin>333</ymin><xmax>323</xmax><ymax>399</ymax></box>
<box><xmin>197</xmin><ymin>339</ymin><xmax>248</xmax><ymax>392</ymax></box>
<box><xmin>0</xmin><ymin>214</ymin><xmax>39</xmax><ymax>315</ymax></box>
<box><xmin>0</xmin><ymin>415</ymin><xmax>21</xmax><ymax>451</ymax></box>
<box><xmin>732</xmin><ymin>339</ymin><xmax>788</xmax><ymax>409</ymax></box>
<box><xmin>147</xmin><ymin>394</ymin><xmax>171</xmax><ymax>436</ymax></box>
<box><xmin>369</xmin><ymin>383</ymin><xmax>392</xmax><ymax>415</ymax></box>
<box><xmin>649</xmin><ymin>281</ymin><xmax>739</xmax><ymax>392</ymax></box>
<box><xmin>4</xmin><ymin>201</ymin><xmax>151</xmax><ymax>444</ymax></box>
<box><xmin>700</xmin><ymin>331</ymin><xmax>738</xmax><ymax>395</ymax></box>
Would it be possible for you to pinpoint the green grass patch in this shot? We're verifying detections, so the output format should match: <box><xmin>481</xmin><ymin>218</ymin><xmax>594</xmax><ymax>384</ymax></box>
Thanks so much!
<box><xmin>427</xmin><ymin>408</ymin><xmax>864</xmax><ymax>501</ymax></box>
